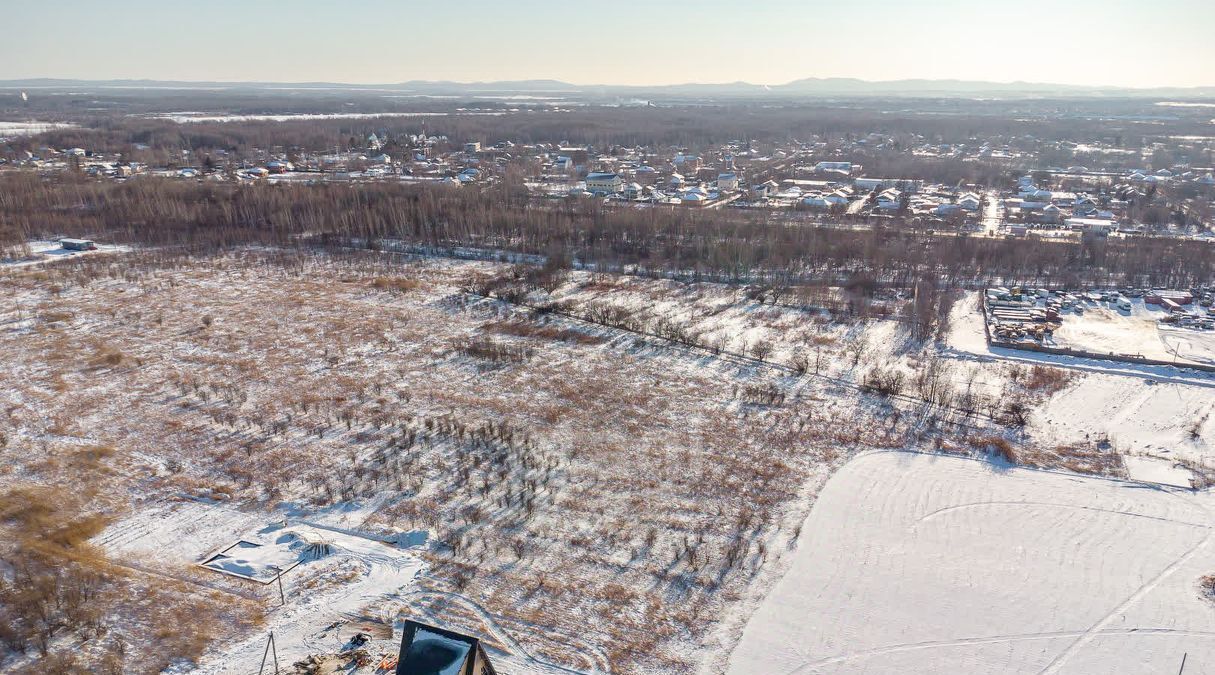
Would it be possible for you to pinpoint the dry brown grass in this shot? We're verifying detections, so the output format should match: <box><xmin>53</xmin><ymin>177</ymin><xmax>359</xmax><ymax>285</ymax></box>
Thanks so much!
<box><xmin>965</xmin><ymin>434</ymin><xmax>1125</xmax><ymax>477</ymax></box>
<box><xmin>37</xmin><ymin>310</ymin><xmax>74</xmax><ymax>324</ymax></box>
<box><xmin>370</xmin><ymin>276</ymin><xmax>422</xmax><ymax>293</ymax></box>
<box><xmin>967</xmin><ymin>434</ymin><xmax>1019</xmax><ymax>464</ymax></box>
<box><xmin>1021</xmin><ymin>365</ymin><xmax>1074</xmax><ymax>395</ymax></box>
<box><xmin>0</xmin><ymin>251</ymin><xmax>989</xmax><ymax>674</ymax></box>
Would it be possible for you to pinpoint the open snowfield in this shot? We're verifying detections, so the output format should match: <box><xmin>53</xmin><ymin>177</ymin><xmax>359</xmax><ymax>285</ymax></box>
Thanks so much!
<box><xmin>727</xmin><ymin>451</ymin><xmax>1215</xmax><ymax>674</ymax></box>
<box><xmin>1029</xmin><ymin>374</ymin><xmax>1215</xmax><ymax>469</ymax></box>
<box><xmin>96</xmin><ymin>499</ymin><xmax>427</xmax><ymax>673</ymax></box>
<box><xmin>0</xmin><ymin>120</ymin><xmax>75</xmax><ymax>138</ymax></box>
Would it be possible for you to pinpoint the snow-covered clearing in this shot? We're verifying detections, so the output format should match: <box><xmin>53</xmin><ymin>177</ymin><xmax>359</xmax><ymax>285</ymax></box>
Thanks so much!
<box><xmin>1051</xmin><ymin>300</ymin><xmax>1215</xmax><ymax>366</ymax></box>
<box><xmin>0</xmin><ymin>120</ymin><xmax>75</xmax><ymax>137</ymax></box>
<box><xmin>727</xmin><ymin>451</ymin><xmax>1215</xmax><ymax>674</ymax></box>
<box><xmin>1</xmin><ymin>239</ymin><xmax>130</xmax><ymax>268</ymax></box>
<box><xmin>98</xmin><ymin>499</ymin><xmax>427</xmax><ymax>674</ymax></box>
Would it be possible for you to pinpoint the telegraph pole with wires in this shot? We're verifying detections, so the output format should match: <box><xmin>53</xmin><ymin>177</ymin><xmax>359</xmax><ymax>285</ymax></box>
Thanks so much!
<box><xmin>258</xmin><ymin>631</ymin><xmax>280</xmax><ymax>675</ymax></box>
<box><xmin>269</xmin><ymin>565</ymin><xmax>286</xmax><ymax>607</ymax></box>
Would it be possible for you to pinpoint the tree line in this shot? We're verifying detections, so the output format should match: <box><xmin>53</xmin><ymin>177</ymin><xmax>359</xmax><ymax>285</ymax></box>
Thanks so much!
<box><xmin>2</xmin><ymin>174</ymin><xmax>1212</xmax><ymax>289</ymax></box>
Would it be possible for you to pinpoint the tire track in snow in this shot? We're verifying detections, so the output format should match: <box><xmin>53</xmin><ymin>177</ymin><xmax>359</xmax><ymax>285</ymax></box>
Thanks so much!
<box><xmin>399</xmin><ymin>588</ymin><xmax>609</xmax><ymax>675</ymax></box>
<box><xmin>1037</xmin><ymin>509</ymin><xmax>1215</xmax><ymax>674</ymax></box>
<box><xmin>915</xmin><ymin>500</ymin><xmax>1211</xmax><ymax>529</ymax></box>
<box><xmin>793</xmin><ymin>627</ymin><xmax>1215</xmax><ymax>671</ymax></box>
<box><xmin>398</xmin><ymin>585</ymin><xmax>607</xmax><ymax>675</ymax></box>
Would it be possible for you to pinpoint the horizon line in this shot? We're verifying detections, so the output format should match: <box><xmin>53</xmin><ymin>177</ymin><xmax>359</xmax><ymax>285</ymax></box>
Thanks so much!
<box><xmin>3</xmin><ymin>75</ymin><xmax>1215</xmax><ymax>92</ymax></box>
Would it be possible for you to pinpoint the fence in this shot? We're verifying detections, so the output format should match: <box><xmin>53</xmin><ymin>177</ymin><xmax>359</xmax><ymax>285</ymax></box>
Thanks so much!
<box><xmin>979</xmin><ymin>293</ymin><xmax>1215</xmax><ymax>375</ymax></box>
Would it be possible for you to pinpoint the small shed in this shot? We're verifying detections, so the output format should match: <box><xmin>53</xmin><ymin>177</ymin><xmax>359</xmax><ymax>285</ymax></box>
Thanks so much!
<box><xmin>60</xmin><ymin>238</ymin><xmax>96</xmax><ymax>251</ymax></box>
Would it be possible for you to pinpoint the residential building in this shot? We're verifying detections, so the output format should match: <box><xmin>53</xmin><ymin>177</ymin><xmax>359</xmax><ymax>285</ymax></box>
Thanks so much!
<box><xmin>585</xmin><ymin>172</ymin><xmax>623</xmax><ymax>195</ymax></box>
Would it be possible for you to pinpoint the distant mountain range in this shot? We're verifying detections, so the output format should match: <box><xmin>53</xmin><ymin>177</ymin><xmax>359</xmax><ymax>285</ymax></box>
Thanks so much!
<box><xmin>3</xmin><ymin>77</ymin><xmax>1214</xmax><ymax>99</ymax></box>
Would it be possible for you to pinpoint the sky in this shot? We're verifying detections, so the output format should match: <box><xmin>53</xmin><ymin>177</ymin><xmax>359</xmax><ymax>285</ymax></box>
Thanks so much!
<box><xmin>3</xmin><ymin>0</ymin><xmax>1214</xmax><ymax>88</ymax></box>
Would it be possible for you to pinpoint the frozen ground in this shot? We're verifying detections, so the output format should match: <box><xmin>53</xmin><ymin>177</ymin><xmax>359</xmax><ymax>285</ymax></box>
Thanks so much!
<box><xmin>1</xmin><ymin>239</ymin><xmax>130</xmax><ymax>268</ymax></box>
<box><xmin>727</xmin><ymin>451</ymin><xmax>1215</xmax><ymax>674</ymax></box>
<box><xmin>0</xmin><ymin>120</ymin><xmax>75</xmax><ymax>137</ymax></box>
<box><xmin>947</xmin><ymin>292</ymin><xmax>1215</xmax><ymax>473</ymax></box>
<box><xmin>8</xmin><ymin>252</ymin><xmax>948</xmax><ymax>673</ymax></box>
<box><xmin>1051</xmin><ymin>299</ymin><xmax>1215</xmax><ymax>366</ymax></box>
<box><xmin>97</xmin><ymin>500</ymin><xmax>427</xmax><ymax>674</ymax></box>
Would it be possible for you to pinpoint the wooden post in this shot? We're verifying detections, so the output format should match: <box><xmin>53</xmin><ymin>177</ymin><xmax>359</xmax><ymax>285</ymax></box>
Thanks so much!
<box><xmin>258</xmin><ymin>632</ymin><xmax>274</xmax><ymax>675</ymax></box>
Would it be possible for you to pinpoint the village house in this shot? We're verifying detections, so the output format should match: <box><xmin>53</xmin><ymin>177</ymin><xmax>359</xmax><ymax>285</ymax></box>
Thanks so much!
<box><xmin>585</xmin><ymin>172</ymin><xmax>623</xmax><ymax>195</ymax></box>
<box><xmin>957</xmin><ymin>192</ymin><xmax>981</xmax><ymax>211</ymax></box>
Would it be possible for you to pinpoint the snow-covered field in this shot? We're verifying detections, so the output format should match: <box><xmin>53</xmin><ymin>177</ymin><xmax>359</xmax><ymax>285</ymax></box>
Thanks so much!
<box><xmin>5</xmin><ymin>252</ymin><xmax>944</xmax><ymax>673</ymax></box>
<box><xmin>728</xmin><ymin>451</ymin><xmax>1215</xmax><ymax>674</ymax></box>
<box><xmin>0</xmin><ymin>120</ymin><xmax>75</xmax><ymax>137</ymax></box>
<box><xmin>143</xmin><ymin>111</ymin><xmax>506</xmax><ymax>123</ymax></box>
<box><xmin>5</xmin><ymin>255</ymin><xmax>1214</xmax><ymax>674</ymax></box>
<box><xmin>97</xmin><ymin>499</ymin><xmax>428</xmax><ymax>674</ymax></box>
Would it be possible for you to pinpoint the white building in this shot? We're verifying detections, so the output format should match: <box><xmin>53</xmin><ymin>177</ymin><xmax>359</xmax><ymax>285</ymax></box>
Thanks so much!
<box><xmin>585</xmin><ymin>172</ymin><xmax>623</xmax><ymax>195</ymax></box>
<box><xmin>814</xmin><ymin>161</ymin><xmax>853</xmax><ymax>175</ymax></box>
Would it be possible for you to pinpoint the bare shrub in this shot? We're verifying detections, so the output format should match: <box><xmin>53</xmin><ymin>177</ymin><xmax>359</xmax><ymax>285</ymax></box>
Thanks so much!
<box><xmin>738</xmin><ymin>382</ymin><xmax>785</xmax><ymax>406</ymax></box>
<box><xmin>1000</xmin><ymin>396</ymin><xmax>1031</xmax><ymax>427</ymax></box>
<box><xmin>969</xmin><ymin>434</ymin><xmax>1018</xmax><ymax>464</ymax></box>
<box><xmin>862</xmin><ymin>367</ymin><xmax>905</xmax><ymax>397</ymax></box>
<box><xmin>1200</xmin><ymin>575</ymin><xmax>1215</xmax><ymax>602</ymax></box>
<box><xmin>452</xmin><ymin>336</ymin><xmax>533</xmax><ymax>365</ymax></box>
<box><xmin>481</xmin><ymin>319</ymin><xmax>604</xmax><ymax>345</ymax></box>
<box><xmin>750</xmin><ymin>339</ymin><xmax>774</xmax><ymax>361</ymax></box>
<box><xmin>370</xmin><ymin>276</ymin><xmax>421</xmax><ymax>293</ymax></box>
<box><xmin>1022</xmin><ymin>365</ymin><xmax>1073</xmax><ymax>395</ymax></box>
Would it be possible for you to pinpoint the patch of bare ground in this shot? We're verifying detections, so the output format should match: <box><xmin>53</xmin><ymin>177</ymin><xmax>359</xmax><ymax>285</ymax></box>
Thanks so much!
<box><xmin>1201</xmin><ymin>575</ymin><xmax>1215</xmax><ymax>603</ymax></box>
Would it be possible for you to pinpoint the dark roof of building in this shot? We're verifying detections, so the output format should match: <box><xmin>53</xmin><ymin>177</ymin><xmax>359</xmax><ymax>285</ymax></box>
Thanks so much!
<box><xmin>396</xmin><ymin>620</ymin><xmax>495</xmax><ymax>675</ymax></box>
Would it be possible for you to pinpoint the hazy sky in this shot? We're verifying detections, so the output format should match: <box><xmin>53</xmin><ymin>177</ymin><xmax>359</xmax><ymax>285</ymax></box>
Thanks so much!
<box><xmin>3</xmin><ymin>0</ymin><xmax>1213</xmax><ymax>87</ymax></box>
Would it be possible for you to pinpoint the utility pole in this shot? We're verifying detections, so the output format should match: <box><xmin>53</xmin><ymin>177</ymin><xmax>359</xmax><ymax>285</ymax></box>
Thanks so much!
<box><xmin>258</xmin><ymin>631</ymin><xmax>280</xmax><ymax>675</ymax></box>
<box><xmin>270</xmin><ymin>565</ymin><xmax>285</xmax><ymax>606</ymax></box>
